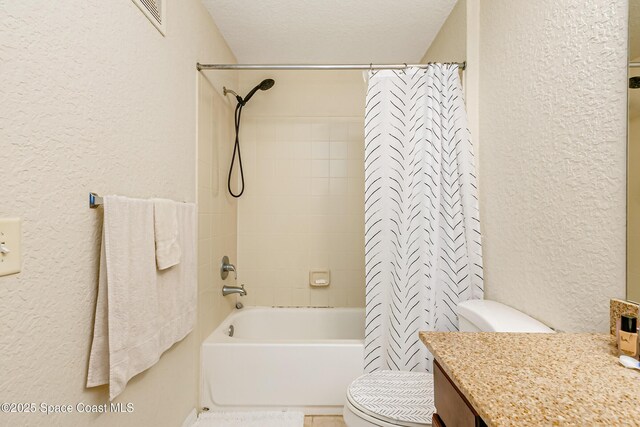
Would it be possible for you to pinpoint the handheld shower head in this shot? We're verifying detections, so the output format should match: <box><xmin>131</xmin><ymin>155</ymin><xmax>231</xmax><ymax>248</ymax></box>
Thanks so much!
<box><xmin>241</xmin><ymin>79</ymin><xmax>275</xmax><ymax>105</ymax></box>
<box><xmin>259</xmin><ymin>78</ymin><xmax>276</xmax><ymax>90</ymax></box>
<box><xmin>227</xmin><ymin>78</ymin><xmax>275</xmax><ymax>198</ymax></box>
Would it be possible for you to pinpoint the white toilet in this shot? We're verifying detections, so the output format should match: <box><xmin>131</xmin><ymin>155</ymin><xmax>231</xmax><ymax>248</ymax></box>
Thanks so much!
<box><xmin>343</xmin><ymin>300</ymin><xmax>554</xmax><ymax>427</ymax></box>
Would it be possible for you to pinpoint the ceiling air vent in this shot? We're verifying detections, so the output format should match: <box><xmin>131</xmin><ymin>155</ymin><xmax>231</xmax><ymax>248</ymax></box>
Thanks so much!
<box><xmin>132</xmin><ymin>0</ymin><xmax>166</xmax><ymax>35</ymax></box>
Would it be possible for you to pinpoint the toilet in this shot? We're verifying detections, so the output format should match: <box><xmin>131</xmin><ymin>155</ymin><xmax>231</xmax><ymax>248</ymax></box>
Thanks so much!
<box><xmin>343</xmin><ymin>300</ymin><xmax>554</xmax><ymax>426</ymax></box>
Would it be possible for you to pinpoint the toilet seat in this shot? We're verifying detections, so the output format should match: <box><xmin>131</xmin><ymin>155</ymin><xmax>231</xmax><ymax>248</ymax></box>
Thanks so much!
<box><xmin>345</xmin><ymin>370</ymin><xmax>434</xmax><ymax>427</ymax></box>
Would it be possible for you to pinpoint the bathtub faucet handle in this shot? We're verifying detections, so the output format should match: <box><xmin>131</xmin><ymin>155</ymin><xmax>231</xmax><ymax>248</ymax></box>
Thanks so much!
<box><xmin>220</xmin><ymin>255</ymin><xmax>237</xmax><ymax>280</ymax></box>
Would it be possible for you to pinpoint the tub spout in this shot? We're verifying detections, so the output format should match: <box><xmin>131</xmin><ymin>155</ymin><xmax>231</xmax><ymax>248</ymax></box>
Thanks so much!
<box><xmin>222</xmin><ymin>284</ymin><xmax>247</xmax><ymax>297</ymax></box>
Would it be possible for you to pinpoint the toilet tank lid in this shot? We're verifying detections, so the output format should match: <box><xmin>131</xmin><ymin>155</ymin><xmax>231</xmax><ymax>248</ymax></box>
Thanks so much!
<box><xmin>457</xmin><ymin>300</ymin><xmax>554</xmax><ymax>333</ymax></box>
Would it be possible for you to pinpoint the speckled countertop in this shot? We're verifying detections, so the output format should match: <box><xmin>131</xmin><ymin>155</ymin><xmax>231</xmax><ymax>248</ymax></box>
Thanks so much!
<box><xmin>420</xmin><ymin>332</ymin><xmax>640</xmax><ymax>427</ymax></box>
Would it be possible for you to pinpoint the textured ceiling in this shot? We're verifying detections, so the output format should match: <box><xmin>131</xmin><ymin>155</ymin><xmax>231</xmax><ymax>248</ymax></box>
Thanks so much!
<box><xmin>201</xmin><ymin>0</ymin><xmax>457</xmax><ymax>63</ymax></box>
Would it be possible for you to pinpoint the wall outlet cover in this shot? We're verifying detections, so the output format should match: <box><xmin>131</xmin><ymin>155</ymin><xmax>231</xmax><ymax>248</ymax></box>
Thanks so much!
<box><xmin>0</xmin><ymin>218</ymin><xmax>21</xmax><ymax>277</ymax></box>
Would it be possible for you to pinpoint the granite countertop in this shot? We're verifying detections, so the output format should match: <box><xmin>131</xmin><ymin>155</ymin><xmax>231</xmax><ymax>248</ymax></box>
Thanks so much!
<box><xmin>420</xmin><ymin>332</ymin><xmax>640</xmax><ymax>426</ymax></box>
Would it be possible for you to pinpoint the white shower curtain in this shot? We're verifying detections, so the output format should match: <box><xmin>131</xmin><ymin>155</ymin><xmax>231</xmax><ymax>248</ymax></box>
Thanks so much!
<box><xmin>364</xmin><ymin>65</ymin><xmax>483</xmax><ymax>373</ymax></box>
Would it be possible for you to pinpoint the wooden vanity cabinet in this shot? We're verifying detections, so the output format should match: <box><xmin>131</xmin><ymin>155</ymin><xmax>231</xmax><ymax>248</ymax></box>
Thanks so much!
<box><xmin>432</xmin><ymin>360</ymin><xmax>487</xmax><ymax>427</ymax></box>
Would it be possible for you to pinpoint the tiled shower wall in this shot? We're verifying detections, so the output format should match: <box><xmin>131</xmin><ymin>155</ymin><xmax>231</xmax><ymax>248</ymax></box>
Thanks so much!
<box><xmin>197</xmin><ymin>74</ymin><xmax>238</xmax><ymax>340</ymax></box>
<box><xmin>238</xmin><ymin>117</ymin><xmax>365</xmax><ymax>307</ymax></box>
<box><xmin>234</xmin><ymin>70</ymin><xmax>366</xmax><ymax>307</ymax></box>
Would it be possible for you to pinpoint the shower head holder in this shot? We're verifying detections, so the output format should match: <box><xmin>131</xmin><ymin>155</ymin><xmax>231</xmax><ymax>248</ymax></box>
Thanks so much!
<box><xmin>223</xmin><ymin>86</ymin><xmax>239</xmax><ymax>97</ymax></box>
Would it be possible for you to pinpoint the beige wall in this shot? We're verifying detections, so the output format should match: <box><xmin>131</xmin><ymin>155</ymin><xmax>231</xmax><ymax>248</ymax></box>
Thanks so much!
<box><xmin>628</xmin><ymin>66</ymin><xmax>640</xmax><ymax>303</ymax></box>
<box><xmin>421</xmin><ymin>0</ymin><xmax>479</xmax><ymax>162</ymax></box>
<box><xmin>0</xmin><ymin>1</ymin><xmax>236</xmax><ymax>426</ymax></box>
<box><xmin>477</xmin><ymin>0</ymin><xmax>627</xmax><ymax>332</ymax></box>
<box><xmin>421</xmin><ymin>0</ymin><xmax>467</xmax><ymax>63</ymax></box>
<box><xmin>420</xmin><ymin>0</ymin><xmax>628</xmax><ymax>332</ymax></box>
<box><xmin>235</xmin><ymin>71</ymin><xmax>366</xmax><ymax>307</ymax></box>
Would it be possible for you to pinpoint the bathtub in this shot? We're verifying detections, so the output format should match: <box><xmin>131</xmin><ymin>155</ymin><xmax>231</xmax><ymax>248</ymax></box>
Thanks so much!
<box><xmin>201</xmin><ymin>307</ymin><xmax>365</xmax><ymax>415</ymax></box>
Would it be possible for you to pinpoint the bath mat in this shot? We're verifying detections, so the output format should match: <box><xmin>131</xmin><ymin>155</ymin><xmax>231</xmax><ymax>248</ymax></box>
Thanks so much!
<box><xmin>194</xmin><ymin>411</ymin><xmax>304</xmax><ymax>427</ymax></box>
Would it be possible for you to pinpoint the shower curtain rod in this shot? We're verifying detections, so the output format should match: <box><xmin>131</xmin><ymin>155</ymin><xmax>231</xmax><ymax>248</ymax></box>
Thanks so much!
<box><xmin>631</xmin><ymin>62</ymin><xmax>640</xmax><ymax>68</ymax></box>
<box><xmin>196</xmin><ymin>62</ymin><xmax>466</xmax><ymax>71</ymax></box>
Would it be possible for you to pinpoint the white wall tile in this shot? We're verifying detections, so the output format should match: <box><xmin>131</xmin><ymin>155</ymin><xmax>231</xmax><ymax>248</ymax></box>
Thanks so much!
<box><xmin>292</xmin><ymin>288</ymin><xmax>310</xmax><ymax>306</ymax></box>
<box><xmin>330</xmin><ymin>141</ymin><xmax>348</xmax><ymax>159</ymax></box>
<box><xmin>238</xmin><ymin>116</ymin><xmax>364</xmax><ymax>307</ymax></box>
<box><xmin>330</xmin><ymin>159</ymin><xmax>347</xmax><ymax>177</ymax></box>
<box><xmin>312</xmin><ymin>141</ymin><xmax>331</xmax><ymax>159</ymax></box>
<box><xmin>310</xmin><ymin>288</ymin><xmax>330</xmax><ymax>307</ymax></box>
<box><xmin>311</xmin><ymin>178</ymin><xmax>330</xmax><ymax>196</ymax></box>
<box><xmin>329</xmin><ymin>178</ymin><xmax>347</xmax><ymax>196</ymax></box>
<box><xmin>311</xmin><ymin>123</ymin><xmax>330</xmax><ymax>141</ymax></box>
<box><xmin>312</xmin><ymin>159</ymin><xmax>330</xmax><ymax>177</ymax></box>
<box><xmin>330</xmin><ymin>122</ymin><xmax>349</xmax><ymax>141</ymax></box>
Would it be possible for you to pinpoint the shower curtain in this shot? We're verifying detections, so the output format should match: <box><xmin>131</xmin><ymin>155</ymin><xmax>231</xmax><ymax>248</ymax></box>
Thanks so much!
<box><xmin>364</xmin><ymin>65</ymin><xmax>483</xmax><ymax>373</ymax></box>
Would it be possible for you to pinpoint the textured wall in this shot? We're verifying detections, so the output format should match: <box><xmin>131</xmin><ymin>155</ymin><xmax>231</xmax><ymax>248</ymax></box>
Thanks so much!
<box><xmin>235</xmin><ymin>71</ymin><xmax>366</xmax><ymax>307</ymax></box>
<box><xmin>478</xmin><ymin>0</ymin><xmax>628</xmax><ymax>332</ymax></box>
<box><xmin>0</xmin><ymin>1</ymin><xmax>236</xmax><ymax>426</ymax></box>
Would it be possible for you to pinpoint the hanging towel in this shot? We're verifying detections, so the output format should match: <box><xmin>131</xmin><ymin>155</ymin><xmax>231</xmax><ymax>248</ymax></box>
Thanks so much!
<box><xmin>152</xmin><ymin>198</ymin><xmax>182</xmax><ymax>270</ymax></box>
<box><xmin>86</xmin><ymin>196</ymin><xmax>197</xmax><ymax>400</ymax></box>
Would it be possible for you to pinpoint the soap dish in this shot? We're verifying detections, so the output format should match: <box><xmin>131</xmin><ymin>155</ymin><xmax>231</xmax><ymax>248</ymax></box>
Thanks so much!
<box><xmin>309</xmin><ymin>270</ymin><xmax>330</xmax><ymax>287</ymax></box>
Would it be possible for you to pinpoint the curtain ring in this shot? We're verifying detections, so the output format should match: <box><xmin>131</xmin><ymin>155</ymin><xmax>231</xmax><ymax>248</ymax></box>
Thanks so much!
<box><xmin>369</xmin><ymin>63</ymin><xmax>373</xmax><ymax>71</ymax></box>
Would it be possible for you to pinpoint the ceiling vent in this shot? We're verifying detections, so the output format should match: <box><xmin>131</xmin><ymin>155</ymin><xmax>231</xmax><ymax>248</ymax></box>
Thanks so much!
<box><xmin>132</xmin><ymin>0</ymin><xmax>166</xmax><ymax>35</ymax></box>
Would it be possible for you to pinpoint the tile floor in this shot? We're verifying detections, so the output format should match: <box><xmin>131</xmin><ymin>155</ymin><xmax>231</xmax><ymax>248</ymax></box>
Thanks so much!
<box><xmin>304</xmin><ymin>415</ymin><xmax>347</xmax><ymax>426</ymax></box>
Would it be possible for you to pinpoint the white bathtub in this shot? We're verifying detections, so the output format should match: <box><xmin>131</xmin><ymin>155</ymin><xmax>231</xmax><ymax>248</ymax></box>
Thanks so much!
<box><xmin>200</xmin><ymin>307</ymin><xmax>365</xmax><ymax>415</ymax></box>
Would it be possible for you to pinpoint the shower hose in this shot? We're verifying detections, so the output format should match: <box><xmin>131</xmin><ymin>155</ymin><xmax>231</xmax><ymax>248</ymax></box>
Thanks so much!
<box><xmin>228</xmin><ymin>102</ymin><xmax>244</xmax><ymax>198</ymax></box>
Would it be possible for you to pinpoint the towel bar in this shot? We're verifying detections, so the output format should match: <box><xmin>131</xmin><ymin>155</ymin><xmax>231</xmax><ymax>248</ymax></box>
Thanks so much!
<box><xmin>89</xmin><ymin>193</ymin><xmax>190</xmax><ymax>208</ymax></box>
<box><xmin>89</xmin><ymin>193</ymin><xmax>103</xmax><ymax>209</ymax></box>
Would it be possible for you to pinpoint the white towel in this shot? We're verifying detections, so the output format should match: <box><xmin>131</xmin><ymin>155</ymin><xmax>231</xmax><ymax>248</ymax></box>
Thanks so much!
<box><xmin>87</xmin><ymin>196</ymin><xmax>197</xmax><ymax>400</ymax></box>
<box><xmin>153</xmin><ymin>198</ymin><xmax>182</xmax><ymax>270</ymax></box>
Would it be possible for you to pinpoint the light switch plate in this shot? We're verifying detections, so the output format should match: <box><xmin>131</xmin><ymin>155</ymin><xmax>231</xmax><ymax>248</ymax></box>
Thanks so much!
<box><xmin>0</xmin><ymin>218</ymin><xmax>21</xmax><ymax>277</ymax></box>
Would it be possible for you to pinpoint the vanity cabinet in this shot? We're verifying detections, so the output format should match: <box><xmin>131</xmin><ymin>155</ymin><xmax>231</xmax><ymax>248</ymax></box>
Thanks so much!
<box><xmin>432</xmin><ymin>360</ymin><xmax>487</xmax><ymax>427</ymax></box>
